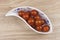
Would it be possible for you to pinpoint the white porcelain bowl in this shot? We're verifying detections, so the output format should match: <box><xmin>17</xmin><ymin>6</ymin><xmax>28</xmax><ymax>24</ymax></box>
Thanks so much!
<box><xmin>5</xmin><ymin>6</ymin><xmax>53</xmax><ymax>34</ymax></box>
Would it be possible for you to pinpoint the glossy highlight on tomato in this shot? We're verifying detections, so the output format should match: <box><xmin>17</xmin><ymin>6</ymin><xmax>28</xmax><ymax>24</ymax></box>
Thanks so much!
<box><xmin>35</xmin><ymin>19</ymin><xmax>42</xmax><ymax>26</ymax></box>
<box><xmin>36</xmin><ymin>26</ymin><xmax>42</xmax><ymax>31</ymax></box>
<box><xmin>34</xmin><ymin>15</ymin><xmax>41</xmax><ymax>20</ymax></box>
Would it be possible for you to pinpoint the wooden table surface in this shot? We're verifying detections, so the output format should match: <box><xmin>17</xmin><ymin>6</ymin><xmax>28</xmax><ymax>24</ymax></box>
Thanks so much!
<box><xmin>0</xmin><ymin>0</ymin><xmax>60</xmax><ymax>40</ymax></box>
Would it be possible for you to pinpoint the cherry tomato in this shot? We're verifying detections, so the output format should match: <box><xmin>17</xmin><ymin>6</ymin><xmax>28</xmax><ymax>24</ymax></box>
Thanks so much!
<box><xmin>18</xmin><ymin>11</ymin><xmax>25</xmax><ymax>17</ymax></box>
<box><xmin>42</xmin><ymin>25</ymin><xmax>50</xmax><ymax>32</ymax></box>
<box><xmin>35</xmin><ymin>20</ymin><xmax>42</xmax><ymax>26</ymax></box>
<box><xmin>34</xmin><ymin>15</ymin><xmax>41</xmax><ymax>20</ymax></box>
<box><xmin>27</xmin><ymin>17</ymin><xmax>35</xmax><ymax>26</ymax></box>
<box><xmin>30</xmin><ymin>10</ymin><xmax>38</xmax><ymax>16</ymax></box>
<box><xmin>22</xmin><ymin>12</ymin><xmax>30</xmax><ymax>20</ymax></box>
<box><xmin>36</xmin><ymin>26</ymin><xmax>42</xmax><ymax>31</ymax></box>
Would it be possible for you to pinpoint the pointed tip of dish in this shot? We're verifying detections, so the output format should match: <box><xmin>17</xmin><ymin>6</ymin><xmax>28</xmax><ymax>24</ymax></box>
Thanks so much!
<box><xmin>5</xmin><ymin>6</ymin><xmax>53</xmax><ymax>34</ymax></box>
<box><xmin>5</xmin><ymin>14</ymin><xmax>9</xmax><ymax>16</ymax></box>
<box><xmin>5</xmin><ymin>11</ymin><xmax>18</xmax><ymax>17</ymax></box>
<box><xmin>5</xmin><ymin>13</ymin><xmax>12</xmax><ymax>16</ymax></box>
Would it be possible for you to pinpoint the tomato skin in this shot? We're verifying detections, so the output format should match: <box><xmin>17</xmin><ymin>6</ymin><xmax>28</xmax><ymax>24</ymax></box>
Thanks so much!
<box><xmin>18</xmin><ymin>11</ymin><xmax>25</xmax><ymax>17</ymax></box>
<box><xmin>36</xmin><ymin>26</ymin><xmax>42</xmax><ymax>31</ymax></box>
<box><xmin>30</xmin><ymin>10</ymin><xmax>38</xmax><ymax>16</ymax></box>
<box><xmin>27</xmin><ymin>17</ymin><xmax>35</xmax><ymax>27</ymax></box>
<box><xmin>34</xmin><ymin>15</ymin><xmax>41</xmax><ymax>20</ymax></box>
<box><xmin>22</xmin><ymin>13</ymin><xmax>29</xmax><ymax>20</ymax></box>
<box><xmin>35</xmin><ymin>19</ymin><xmax>42</xmax><ymax>26</ymax></box>
<box><xmin>42</xmin><ymin>25</ymin><xmax>50</xmax><ymax>32</ymax></box>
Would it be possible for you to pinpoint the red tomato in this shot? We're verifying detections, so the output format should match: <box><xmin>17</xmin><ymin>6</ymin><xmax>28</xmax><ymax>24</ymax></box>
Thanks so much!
<box><xmin>27</xmin><ymin>17</ymin><xmax>35</xmax><ymax>26</ymax></box>
<box><xmin>22</xmin><ymin>12</ymin><xmax>30</xmax><ymax>20</ymax></box>
<box><xmin>18</xmin><ymin>11</ymin><xmax>25</xmax><ymax>17</ymax></box>
<box><xmin>34</xmin><ymin>15</ymin><xmax>41</xmax><ymax>20</ymax></box>
<box><xmin>35</xmin><ymin>19</ymin><xmax>42</xmax><ymax>26</ymax></box>
<box><xmin>42</xmin><ymin>25</ymin><xmax>50</xmax><ymax>32</ymax></box>
<box><xmin>36</xmin><ymin>26</ymin><xmax>42</xmax><ymax>31</ymax></box>
<box><xmin>30</xmin><ymin>10</ymin><xmax>38</xmax><ymax>16</ymax></box>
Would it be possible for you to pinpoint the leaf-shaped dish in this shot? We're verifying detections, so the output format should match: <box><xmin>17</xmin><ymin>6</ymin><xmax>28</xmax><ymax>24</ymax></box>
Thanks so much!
<box><xmin>5</xmin><ymin>6</ymin><xmax>53</xmax><ymax>34</ymax></box>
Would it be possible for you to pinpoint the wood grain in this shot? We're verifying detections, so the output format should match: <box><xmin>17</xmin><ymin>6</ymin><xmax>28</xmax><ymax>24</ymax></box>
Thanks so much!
<box><xmin>0</xmin><ymin>0</ymin><xmax>60</xmax><ymax>40</ymax></box>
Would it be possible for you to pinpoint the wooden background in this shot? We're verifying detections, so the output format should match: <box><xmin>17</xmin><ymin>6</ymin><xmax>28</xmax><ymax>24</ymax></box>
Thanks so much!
<box><xmin>0</xmin><ymin>0</ymin><xmax>60</xmax><ymax>40</ymax></box>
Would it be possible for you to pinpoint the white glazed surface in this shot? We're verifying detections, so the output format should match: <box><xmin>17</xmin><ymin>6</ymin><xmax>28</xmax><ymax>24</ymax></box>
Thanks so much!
<box><xmin>5</xmin><ymin>6</ymin><xmax>53</xmax><ymax>34</ymax></box>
